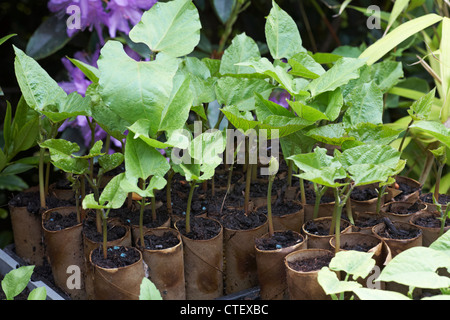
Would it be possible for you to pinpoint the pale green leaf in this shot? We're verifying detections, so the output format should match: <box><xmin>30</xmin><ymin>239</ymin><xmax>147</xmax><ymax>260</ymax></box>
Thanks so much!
<box><xmin>306</xmin><ymin>57</ymin><xmax>367</xmax><ymax>97</ymax></box>
<box><xmin>360</xmin><ymin>14</ymin><xmax>443</xmax><ymax>65</ymax></box>
<box><xmin>379</xmin><ymin>246</ymin><xmax>450</xmax><ymax>289</ymax></box>
<box><xmin>219</xmin><ymin>33</ymin><xmax>261</xmax><ymax>75</ymax></box>
<box><xmin>1</xmin><ymin>266</ymin><xmax>34</xmax><ymax>300</ymax></box>
<box><xmin>139</xmin><ymin>277</ymin><xmax>163</xmax><ymax>300</ymax></box>
<box><xmin>410</xmin><ymin>120</ymin><xmax>450</xmax><ymax>148</ymax></box>
<box><xmin>27</xmin><ymin>286</ymin><xmax>47</xmax><ymax>300</ymax></box>
<box><xmin>343</xmin><ymin>81</ymin><xmax>383</xmax><ymax>126</ymax></box>
<box><xmin>265</xmin><ymin>0</ymin><xmax>305</xmax><ymax>60</ymax></box>
<box><xmin>129</xmin><ymin>0</ymin><xmax>201</xmax><ymax>57</ymax></box>
<box><xmin>318</xmin><ymin>267</ymin><xmax>362</xmax><ymax>296</ymax></box>
<box><xmin>329</xmin><ymin>251</ymin><xmax>376</xmax><ymax>280</ymax></box>
<box><xmin>353</xmin><ymin>287</ymin><xmax>411</xmax><ymax>300</ymax></box>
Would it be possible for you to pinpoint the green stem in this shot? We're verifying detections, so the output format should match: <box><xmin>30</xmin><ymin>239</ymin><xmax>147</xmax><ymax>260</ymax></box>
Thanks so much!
<box><xmin>300</xmin><ymin>178</ymin><xmax>306</xmax><ymax>206</ymax></box>
<box><xmin>166</xmin><ymin>169</ymin><xmax>175</xmax><ymax>215</ymax></box>
<box><xmin>434</xmin><ymin>163</ymin><xmax>444</xmax><ymax>203</ymax></box>
<box><xmin>376</xmin><ymin>185</ymin><xmax>387</xmax><ymax>215</ymax></box>
<box><xmin>245</xmin><ymin>163</ymin><xmax>253</xmax><ymax>215</ymax></box>
<box><xmin>38</xmin><ymin>147</ymin><xmax>46</xmax><ymax>208</ymax></box>
<box><xmin>186</xmin><ymin>180</ymin><xmax>197</xmax><ymax>234</ymax></box>
<box><xmin>217</xmin><ymin>0</ymin><xmax>250</xmax><ymax>54</ymax></box>
<box><xmin>398</xmin><ymin>119</ymin><xmax>414</xmax><ymax>152</ymax></box>
<box><xmin>102</xmin><ymin>208</ymin><xmax>110</xmax><ymax>259</ymax></box>
<box><xmin>151</xmin><ymin>196</ymin><xmax>156</xmax><ymax>221</ymax></box>
<box><xmin>267</xmin><ymin>175</ymin><xmax>275</xmax><ymax>237</ymax></box>
<box><xmin>139</xmin><ymin>197</ymin><xmax>146</xmax><ymax>248</ymax></box>
<box><xmin>333</xmin><ymin>188</ymin><xmax>343</xmax><ymax>254</ymax></box>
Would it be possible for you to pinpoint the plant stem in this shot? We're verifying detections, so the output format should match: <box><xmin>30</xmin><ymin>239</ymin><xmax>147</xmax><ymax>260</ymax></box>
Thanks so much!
<box><xmin>299</xmin><ymin>178</ymin><xmax>306</xmax><ymax>206</ymax></box>
<box><xmin>139</xmin><ymin>197</ymin><xmax>145</xmax><ymax>248</ymax></box>
<box><xmin>267</xmin><ymin>175</ymin><xmax>275</xmax><ymax>237</ymax></box>
<box><xmin>398</xmin><ymin>119</ymin><xmax>414</xmax><ymax>152</ymax></box>
<box><xmin>38</xmin><ymin>146</ymin><xmax>46</xmax><ymax>208</ymax></box>
<box><xmin>102</xmin><ymin>208</ymin><xmax>110</xmax><ymax>260</ymax></box>
<box><xmin>245</xmin><ymin>163</ymin><xmax>253</xmax><ymax>215</ymax></box>
<box><xmin>333</xmin><ymin>188</ymin><xmax>343</xmax><ymax>254</ymax></box>
<box><xmin>217</xmin><ymin>0</ymin><xmax>250</xmax><ymax>54</ymax></box>
<box><xmin>376</xmin><ymin>185</ymin><xmax>387</xmax><ymax>215</ymax></box>
<box><xmin>166</xmin><ymin>169</ymin><xmax>174</xmax><ymax>215</ymax></box>
<box><xmin>186</xmin><ymin>180</ymin><xmax>197</xmax><ymax>234</ymax></box>
<box><xmin>434</xmin><ymin>163</ymin><xmax>444</xmax><ymax>203</ymax></box>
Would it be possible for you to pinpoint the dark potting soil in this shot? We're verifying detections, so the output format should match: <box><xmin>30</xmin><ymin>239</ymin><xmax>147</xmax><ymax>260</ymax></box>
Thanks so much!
<box><xmin>288</xmin><ymin>252</ymin><xmax>334</xmax><ymax>272</ymax></box>
<box><xmin>175</xmin><ymin>217</ymin><xmax>221</xmax><ymax>240</ymax></box>
<box><xmin>220</xmin><ymin>208</ymin><xmax>267</xmax><ymax>230</ymax></box>
<box><xmin>355</xmin><ymin>215</ymin><xmax>383</xmax><ymax>228</ymax></box>
<box><xmin>413</xmin><ymin>214</ymin><xmax>450</xmax><ymax>228</ymax></box>
<box><xmin>143</xmin><ymin>231</ymin><xmax>180</xmax><ymax>250</ymax></box>
<box><xmin>304</xmin><ymin>188</ymin><xmax>334</xmax><ymax>205</ymax></box>
<box><xmin>82</xmin><ymin>216</ymin><xmax>128</xmax><ymax>243</ymax></box>
<box><xmin>255</xmin><ymin>230</ymin><xmax>303</xmax><ymax>250</ymax></box>
<box><xmin>43</xmin><ymin>211</ymin><xmax>80</xmax><ymax>231</ymax></box>
<box><xmin>393</xmin><ymin>181</ymin><xmax>420</xmax><ymax>201</ymax></box>
<box><xmin>128</xmin><ymin>207</ymin><xmax>170</xmax><ymax>228</ymax></box>
<box><xmin>341</xmin><ymin>242</ymin><xmax>376</xmax><ymax>252</ymax></box>
<box><xmin>91</xmin><ymin>246</ymin><xmax>141</xmax><ymax>269</ymax></box>
<box><xmin>350</xmin><ymin>187</ymin><xmax>378</xmax><ymax>201</ymax></box>
<box><xmin>8</xmin><ymin>191</ymin><xmax>76</xmax><ymax>215</ymax></box>
<box><xmin>420</xmin><ymin>193</ymin><xmax>450</xmax><ymax>205</ymax></box>
<box><xmin>304</xmin><ymin>219</ymin><xmax>347</xmax><ymax>236</ymax></box>
<box><xmin>378</xmin><ymin>217</ymin><xmax>421</xmax><ymax>240</ymax></box>
<box><xmin>256</xmin><ymin>200</ymin><xmax>303</xmax><ymax>217</ymax></box>
<box><xmin>384</xmin><ymin>201</ymin><xmax>423</xmax><ymax>215</ymax></box>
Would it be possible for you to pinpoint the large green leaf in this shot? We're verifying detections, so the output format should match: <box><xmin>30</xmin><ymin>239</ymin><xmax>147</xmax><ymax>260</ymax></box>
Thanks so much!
<box><xmin>288</xmin><ymin>52</ymin><xmax>325</xmax><ymax>79</ymax></box>
<box><xmin>317</xmin><ymin>267</ymin><xmax>362</xmax><ymax>296</ymax></box>
<box><xmin>343</xmin><ymin>81</ymin><xmax>383</xmax><ymax>126</ymax></box>
<box><xmin>339</xmin><ymin>144</ymin><xmax>401</xmax><ymax>168</ymax></box>
<box><xmin>359</xmin><ymin>13</ymin><xmax>443</xmax><ymax>65</ymax></box>
<box><xmin>129</xmin><ymin>0</ymin><xmax>201</xmax><ymax>57</ymax></box>
<box><xmin>215</xmin><ymin>76</ymin><xmax>273</xmax><ymax>110</ymax></box>
<box><xmin>329</xmin><ymin>251</ymin><xmax>376</xmax><ymax>280</ymax></box>
<box><xmin>353</xmin><ymin>288</ymin><xmax>410</xmax><ymax>300</ymax></box>
<box><xmin>124</xmin><ymin>133</ymin><xmax>171</xmax><ymax>181</ymax></box>
<box><xmin>220</xmin><ymin>105</ymin><xmax>260</xmax><ymax>133</ymax></box>
<box><xmin>347</xmin><ymin>123</ymin><xmax>401</xmax><ymax>145</ymax></box>
<box><xmin>306</xmin><ymin>57</ymin><xmax>367</xmax><ymax>97</ymax></box>
<box><xmin>97</xmin><ymin>40</ymin><xmax>179</xmax><ymax>135</ymax></box>
<box><xmin>306</xmin><ymin>123</ymin><xmax>355</xmax><ymax>146</ymax></box>
<box><xmin>441</xmin><ymin>18</ymin><xmax>450</xmax><ymax>122</ymax></box>
<box><xmin>378</xmin><ymin>246</ymin><xmax>450</xmax><ymax>289</ymax></box>
<box><xmin>219</xmin><ymin>33</ymin><xmax>261</xmax><ymax>75</ymax></box>
<box><xmin>13</xmin><ymin>46</ymin><xmax>67</xmax><ymax>113</ymax></box>
<box><xmin>370</xmin><ymin>60</ymin><xmax>404</xmax><ymax>93</ymax></box>
<box><xmin>407</xmin><ymin>88</ymin><xmax>435</xmax><ymax>121</ymax></box>
<box><xmin>410</xmin><ymin>120</ymin><xmax>450</xmax><ymax>148</ymax></box>
<box><xmin>180</xmin><ymin>57</ymin><xmax>215</xmax><ymax>106</ymax></box>
<box><xmin>265</xmin><ymin>0</ymin><xmax>305</xmax><ymax>60</ymax></box>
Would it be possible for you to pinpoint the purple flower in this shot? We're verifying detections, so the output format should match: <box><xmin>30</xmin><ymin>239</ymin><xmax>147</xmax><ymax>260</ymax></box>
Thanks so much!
<box><xmin>269</xmin><ymin>90</ymin><xmax>291</xmax><ymax>109</ymax></box>
<box><xmin>105</xmin><ymin>0</ymin><xmax>157</xmax><ymax>38</ymax></box>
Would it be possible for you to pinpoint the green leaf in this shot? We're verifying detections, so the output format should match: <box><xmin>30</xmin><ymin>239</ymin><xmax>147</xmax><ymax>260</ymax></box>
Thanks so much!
<box><xmin>25</xmin><ymin>15</ymin><xmax>71</xmax><ymax>60</ymax></box>
<box><xmin>359</xmin><ymin>14</ymin><xmax>443</xmax><ymax>65</ymax></box>
<box><xmin>159</xmin><ymin>72</ymin><xmax>194</xmax><ymax>134</ymax></box>
<box><xmin>378</xmin><ymin>246</ymin><xmax>450</xmax><ymax>289</ymax></box>
<box><xmin>180</xmin><ymin>57</ymin><xmax>215</xmax><ymax>106</ymax></box>
<box><xmin>343</xmin><ymin>81</ymin><xmax>383</xmax><ymax>126</ymax></box>
<box><xmin>39</xmin><ymin>139</ymin><xmax>80</xmax><ymax>162</ymax></box>
<box><xmin>288</xmin><ymin>52</ymin><xmax>325</xmax><ymax>79</ymax></box>
<box><xmin>265</xmin><ymin>0</ymin><xmax>305</xmax><ymax>60</ymax></box>
<box><xmin>347</xmin><ymin>123</ymin><xmax>401</xmax><ymax>145</ymax></box>
<box><xmin>407</xmin><ymin>88</ymin><xmax>436</xmax><ymax>121</ymax></box>
<box><xmin>353</xmin><ymin>287</ymin><xmax>411</xmax><ymax>300</ymax></box>
<box><xmin>0</xmin><ymin>34</ymin><xmax>16</xmax><ymax>46</ymax></box>
<box><xmin>384</xmin><ymin>0</ymin><xmax>410</xmax><ymax>35</ymax></box>
<box><xmin>371</xmin><ymin>60</ymin><xmax>404</xmax><ymax>93</ymax></box>
<box><xmin>1</xmin><ymin>266</ymin><xmax>34</xmax><ymax>300</ymax></box>
<box><xmin>339</xmin><ymin>144</ymin><xmax>401</xmax><ymax>168</ymax></box>
<box><xmin>329</xmin><ymin>251</ymin><xmax>376</xmax><ymax>280</ymax></box>
<box><xmin>98</xmin><ymin>40</ymin><xmax>179</xmax><ymax>135</ymax></box>
<box><xmin>430</xmin><ymin>230</ymin><xmax>450</xmax><ymax>258</ymax></box>
<box><xmin>318</xmin><ymin>267</ymin><xmax>362</xmax><ymax>296</ymax></box>
<box><xmin>189</xmin><ymin>130</ymin><xmax>226</xmax><ymax>166</ymax></box>
<box><xmin>306</xmin><ymin>123</ymin><xmax>355</xmax><ymax>146</ymax></box>
<box><xmin>14</xmin><ymin>46</ymin><xmax>67</xmax><ymax>113</ymax></box>
<box><xmin>215</xmin><ymin>76</ymin><xmax>273</xmax><ymax>110</ymax></box>
<box><xmin>41</xmin><ymin>92</ymin><xmax>91</xmax><ymax>123</ymax></box>
<box><xmin>307</xmin><ymin>88</ymin><xmax>344</xmax><ymax>122</ymax></box>
<box><xmin>288</xmin><ymin>100</ymin><xmax>329</xmax><ymax>122</ymax></box>
<box><xmin>124</xmin><ymin>133</ymin><xmax>171</xmax><ymax>181</ymax></box>
<box><xmin>220</xmin><ymin>105</ymin><xmax>260</xmax><ymax>132</ymax></box>
<box><xmin>238</xmin><ymin>57</ymin><xmax>304</xmax><ymax>96</ymax></box>
<box><xmin>212</xmin><ymin>0</ymin><xmax>236</xmax><ymax>24</ymax></box>
<box><xmin>27</xmin><ymin>286</ymin><xmax>47</xmax><ymax>300</ymax></box>
<box><xmin>98</xmin><ymin>153</ymin><xmax>124</xmax><ymax>176</ymax></box>
<box><xmin>0</xmin><ymin>175</ymin><xmax>29</xmax><ymax>191</ymax></box>
<box><xmin>67</xmin><ymin>57</ymin><xmax>99</xmax><ymax>83</ymax></box>
<box><xmin>410</xmin><ymin>120</ymin><xmax>450</xmax><ymax>148</ymax></box>
<box><xmin>99</xmin><ymin>173</ymin><xmax>127</xmax><ymax>209</ymax></box>
<box><xmin>139</xmin><ymin>277</ymin><xmax>163</xmax><ymax>300</ymax></box>
<box><xmin>441</xmin><ymin>17</ymin><xmax>450</xmax><ymax>122</ymax></box>
<box><xmin>129</xmin><ymin>0</ymin><xmax>201</xmax><ymax>57</ymax></box>
<box><xmin>219</xmin><ymin>33</ymin><xmax>260</xmax><ymax>75</ymax></box>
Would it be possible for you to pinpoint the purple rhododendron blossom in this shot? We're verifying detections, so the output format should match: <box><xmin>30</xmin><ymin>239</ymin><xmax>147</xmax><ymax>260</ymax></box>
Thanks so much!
<box><xmin>269</xmin><ymin>90</ymin><xmax>291</xmax><ymax>109</ymax></box>
<box><xmin>48</xmin><ymin>0</ymin><xmax>157</xmax><ymax>41</ymax></box>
